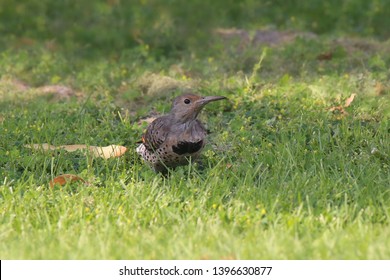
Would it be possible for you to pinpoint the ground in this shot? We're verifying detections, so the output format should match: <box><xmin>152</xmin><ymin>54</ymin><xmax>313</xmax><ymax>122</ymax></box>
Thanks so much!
<box><xmin>0</xmin><ymin>1</ymin><xmax>389</xmax><ymax>259</ymax></box>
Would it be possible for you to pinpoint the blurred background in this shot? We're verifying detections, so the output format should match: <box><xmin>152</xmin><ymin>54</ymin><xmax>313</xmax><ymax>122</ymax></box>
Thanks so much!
<box><xmin>1</xmin><ymin>0</ymin><xmax>389</xmax><ymax>56</ymax></box>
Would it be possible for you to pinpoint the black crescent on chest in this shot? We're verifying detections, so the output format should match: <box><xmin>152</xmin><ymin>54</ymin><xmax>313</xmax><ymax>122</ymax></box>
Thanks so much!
<box><xmin>172</xmin><ymin>140</ymin><xmax>204</xmax><ymax>155</ymax></box>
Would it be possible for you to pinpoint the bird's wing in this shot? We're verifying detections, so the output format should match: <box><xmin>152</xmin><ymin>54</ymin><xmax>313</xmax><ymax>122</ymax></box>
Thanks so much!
<box><xmin>171</xmin><ymin>120</ymin><xmax>207</xmax><ymax>155</ymax></box>
<box><xmin>142</xmin><ymin>117</ymin><xmax>170</xmax><ymax>152</ymax></box>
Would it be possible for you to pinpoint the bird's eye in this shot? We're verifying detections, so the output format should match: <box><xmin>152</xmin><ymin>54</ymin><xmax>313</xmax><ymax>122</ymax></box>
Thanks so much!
<box><xmin>184</xmin><ymin>98</ymin><xmax>191</xmax><ymax>104</ymax></box>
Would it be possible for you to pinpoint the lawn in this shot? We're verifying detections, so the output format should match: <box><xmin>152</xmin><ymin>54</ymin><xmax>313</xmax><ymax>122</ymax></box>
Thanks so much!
<box><xmin>0</xmin><ymin>0</ymin><xmax>389</xmax><ymax>259</ymax></box>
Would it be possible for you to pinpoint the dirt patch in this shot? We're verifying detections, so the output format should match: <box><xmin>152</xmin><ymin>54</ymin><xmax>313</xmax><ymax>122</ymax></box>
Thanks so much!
<box><xmin>333</xmin><ymin>37</ymin><xmax>389</xmax><ymax>53</ymax></box>
<box><xmin>252</xmin><ymin>29</ymin><xmax>317</xmax><ymax>46</ymax></box>
<box><xmin>214</xmin><ymin>28</ymin><xmax>390</xmax><ymax>55</ymax></box>
<box><xmin>0</xmin><ymin>76</ymin><xmax>82</xmax><ymax>102</ymax></box>
<box><xmin>214</xmin><ymin>28</ymin><xmax>317</xmax><ymax>51</ymax></box>
<box><xmin>136</xmin><ymin>72</ymin><xmax>196</xmax><ymax>97</ymax></box>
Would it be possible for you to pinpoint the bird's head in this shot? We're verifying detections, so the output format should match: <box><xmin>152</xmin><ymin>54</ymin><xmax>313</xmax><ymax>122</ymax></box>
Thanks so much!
<box><xmin>170</xmin><ymin>93</ymin><xmax>226</xmax><ymax>122</ymax></box>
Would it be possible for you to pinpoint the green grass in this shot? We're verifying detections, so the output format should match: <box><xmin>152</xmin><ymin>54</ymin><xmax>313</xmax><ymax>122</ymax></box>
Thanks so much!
<box><xmin>1</xmin><ymin>1</ymin><xmax>390</xmax><ymax>259</ymax></box>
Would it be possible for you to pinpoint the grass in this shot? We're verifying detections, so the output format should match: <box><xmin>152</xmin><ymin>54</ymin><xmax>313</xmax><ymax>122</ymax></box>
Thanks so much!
<box><xmin>1</xmin><ymin>1</ymin><xmax>390</xmax><ymax>259</ymax></box>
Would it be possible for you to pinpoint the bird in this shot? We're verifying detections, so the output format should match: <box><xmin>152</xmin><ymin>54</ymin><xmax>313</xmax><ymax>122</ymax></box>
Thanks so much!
<box><xmin>136</xmin><ymin>93</ymin><xmax>227</xmax><ymax>175</ymax></box>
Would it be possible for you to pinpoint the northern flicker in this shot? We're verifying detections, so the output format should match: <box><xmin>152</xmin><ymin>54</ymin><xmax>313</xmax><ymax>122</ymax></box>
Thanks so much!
<box><xmin>136</xmin><ymin>93</ymin><xmax>226</xmax><ymax>174</ymax></box>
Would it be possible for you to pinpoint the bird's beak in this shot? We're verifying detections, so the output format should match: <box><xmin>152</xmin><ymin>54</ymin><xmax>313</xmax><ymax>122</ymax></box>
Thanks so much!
<box><xmin>198</xmin><ymin>96</ymin><xmax>227</xmax><ymax>105</ymax></box>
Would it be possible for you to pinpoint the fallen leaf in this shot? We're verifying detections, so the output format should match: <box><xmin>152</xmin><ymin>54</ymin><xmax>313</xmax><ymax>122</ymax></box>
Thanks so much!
<box><xmin>16</xmin><ymin>37</ymin><xmax>36</xmax><ymax>47</ymax></box>
<box><xmin>88</xmin><ymin>145</ymin><xmax>127</xmax><ymax>159</ymax></box>
<box><xmin>26</xmin><ymin>143</ymin><xmax>57</xmax><ymax>151</ymax></box>
<box><xmin>344</xmin><ymin>93</ymin><xmax>356</xmax><ymax>107</ymax></box>
<box><xmin>317</xmin><ymin>51</ymin><xmax>333</xmax><ymax>61</ymax></box>
<box><xmin>49</xmin><ymin>174</ymin><xmax>86</xmax><ymax>188</ymax></box>
<box><xmin>328</xmin><ymin>94</ymin><xmax>357</xmax><ymax>115</ymax></box>
<box><xmin>328</xmin><ymin>105</ymin><xmax>345</xmax><ymax>113</ymax></box>
<box><xmin>25</xmin><ymin>144</ymin><xmax>127</xmax><ymax>159</ymax></box>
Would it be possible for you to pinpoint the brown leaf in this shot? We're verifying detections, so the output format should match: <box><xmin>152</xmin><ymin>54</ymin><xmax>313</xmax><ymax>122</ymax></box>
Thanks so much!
<box><xmin>25</xmin><ymin>144</ymin><xmax>127</xmax><ymax>159</ymax></box>
<box><xmin>49</xmin><ymin>174</ymin><xmax>85</xmax><ymax>188</ymax></box>
<box><xmin>16</xmin><ymin>37</ymin><xmax>36</xmax><ymax>47</ymax></box>
<box><xmin>328</xmin><ymin>105</ymin><xmax>346</xmax><ymax>114</ymax></box>
<box><xmin>317</xmin><ymin>52</ymin><xmax>333</xmax><ymax>61</ymax></box>
<box><xmin>344</xmin><ymin>93</ymin><xmax>356</xmax><ymax>107</ymax></box>
<box><xmin>328</xmin><ymin>94</ymin><xmax>357</xmax><ymax>115</ymax></box>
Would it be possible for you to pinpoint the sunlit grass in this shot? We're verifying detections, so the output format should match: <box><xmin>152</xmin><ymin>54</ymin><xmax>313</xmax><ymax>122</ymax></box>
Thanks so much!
<box><xmin>0</xmin><ymin>4</ymin><xmax>389</xmax><ymax>259</ymax></box>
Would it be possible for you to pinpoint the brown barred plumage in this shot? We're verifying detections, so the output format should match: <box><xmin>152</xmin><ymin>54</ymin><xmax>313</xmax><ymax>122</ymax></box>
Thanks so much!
<box><xmin>136</xmin><ymin>93</ymin><xmax>226</xmax><ymax>174</ymax></box>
